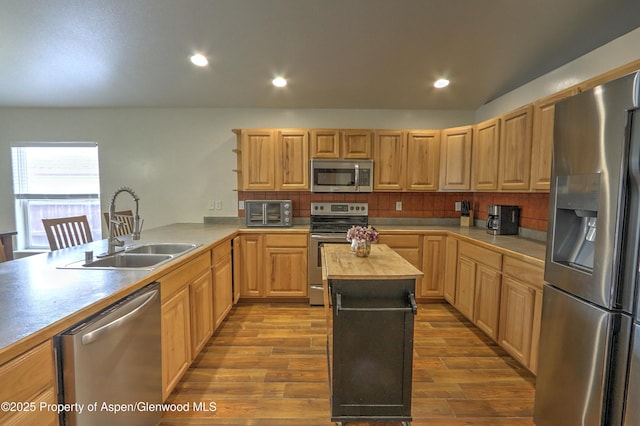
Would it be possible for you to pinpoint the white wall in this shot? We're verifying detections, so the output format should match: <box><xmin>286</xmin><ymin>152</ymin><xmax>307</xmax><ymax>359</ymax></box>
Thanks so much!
<box><xmin>2</xmin><ymin>26</ymin><xmax>639</xmax><ymax>242</ymax></box>
<box><xmin>477</xmin><ymin>27</ymin><xmax>640</xmax><ymax>120</ymax></box>
<box><xmin>0</xmin><ymin>108</ymin><xmax>473</xmax><ymax>237</ymax></box>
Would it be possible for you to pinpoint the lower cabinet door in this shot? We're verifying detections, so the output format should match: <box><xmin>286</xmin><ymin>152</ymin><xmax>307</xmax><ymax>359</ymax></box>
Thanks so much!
<box><xmin>161</xmin><ymin>287</ymin><xmax>191</xmax><ymax>400</ymax></box>
<box><xmin>498</xmin><ymin>276</ymin><xmax>535</xmax><ymax>366</ymax></box>
<box><xmin>190</xmin><ymin>271</ymin><xmax>213</xmax><ymax>356</ymax></box>
<box><xmin>473</xmin><ymin>264</ymin><xmax>501</xmax><ymax>340</ymax></box>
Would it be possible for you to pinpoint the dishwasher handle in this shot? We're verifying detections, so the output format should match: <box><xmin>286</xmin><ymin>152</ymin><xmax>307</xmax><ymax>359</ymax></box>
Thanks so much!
<box><xmin>335</xmin><ymin>292</ymin><xmax>418</xmax><ymax>315</ymax></box>
<box><xmin>81</xmin><ymin>289</ymin><xmax>159</xmax><ymax>345</ymax></box>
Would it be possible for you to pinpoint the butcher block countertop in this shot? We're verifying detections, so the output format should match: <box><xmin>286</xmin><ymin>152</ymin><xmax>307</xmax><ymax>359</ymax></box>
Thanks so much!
<box><xmin>322</xmin><ymin>244</ymin><xmax>424</xmax><ymax>280</ymax></box>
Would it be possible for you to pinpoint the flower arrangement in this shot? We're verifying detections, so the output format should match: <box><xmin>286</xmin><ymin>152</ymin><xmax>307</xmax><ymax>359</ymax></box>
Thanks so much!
<box><xmin>346</xmin><ymin>225</ymin><xmax>379</xmax><ymax>243</ymax></box>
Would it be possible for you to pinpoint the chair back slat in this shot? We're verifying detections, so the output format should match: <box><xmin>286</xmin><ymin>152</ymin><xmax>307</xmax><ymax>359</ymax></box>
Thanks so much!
<box><xmin>103</xmin><ymin>210</ymin><xmax>134</xmax><ymax>237</ymax></box>
<box><xmin>42</xmin><ymin>215</ymin><xmax>93</xmax><ymax>251</ymax></box>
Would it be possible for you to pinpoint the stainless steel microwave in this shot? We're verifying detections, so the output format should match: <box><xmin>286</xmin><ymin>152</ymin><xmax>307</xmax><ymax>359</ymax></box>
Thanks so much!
<box><xmin>310</xmin><ymin>159</ymin><xmax>373</xmax><ymax>193</ymax></box>
<box><xmin>244</xmin><ymin>200</ymin><xmax>292</xmax><ymax>227</ymax></box>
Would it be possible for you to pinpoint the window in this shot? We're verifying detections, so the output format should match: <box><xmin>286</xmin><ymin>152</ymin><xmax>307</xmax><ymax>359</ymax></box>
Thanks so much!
<box><xmin>11</xmin><ymin>143</ymin><xmax>102</xmax><ymax>249</ymax></box>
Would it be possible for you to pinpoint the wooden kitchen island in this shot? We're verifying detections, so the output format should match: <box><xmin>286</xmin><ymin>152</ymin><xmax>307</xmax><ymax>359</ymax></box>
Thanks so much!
<box><xmin>321</xmin><ymin>244</ymin><xmax>424</xmax><ymax>425</ymax></box>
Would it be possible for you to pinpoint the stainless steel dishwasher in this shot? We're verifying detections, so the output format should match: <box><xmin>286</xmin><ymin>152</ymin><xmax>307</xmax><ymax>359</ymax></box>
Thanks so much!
<box><xmin>55</xmin><ymin>282</ymin><xmax>161</xmax><ymax>425</ymax></box>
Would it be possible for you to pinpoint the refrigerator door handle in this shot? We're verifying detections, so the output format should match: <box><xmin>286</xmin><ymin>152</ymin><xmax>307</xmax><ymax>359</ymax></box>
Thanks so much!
<box><xmin>633</xmin><ymin>71</ymin><xmax>639</xmax><ymax>108</ymax></box>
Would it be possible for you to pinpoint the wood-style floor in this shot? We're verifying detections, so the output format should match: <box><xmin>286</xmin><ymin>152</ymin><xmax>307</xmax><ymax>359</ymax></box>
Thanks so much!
<box><xmin>160</xmin><ymin>302</ymin><xmax>536</xmax><ymax>425</ymax></box>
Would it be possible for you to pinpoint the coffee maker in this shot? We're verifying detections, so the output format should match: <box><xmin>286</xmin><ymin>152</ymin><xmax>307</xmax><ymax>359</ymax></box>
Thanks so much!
<box><xmin>487</xmin><ymin>205</ymin><xmax>520</xmax><ymax>235</ymax></box>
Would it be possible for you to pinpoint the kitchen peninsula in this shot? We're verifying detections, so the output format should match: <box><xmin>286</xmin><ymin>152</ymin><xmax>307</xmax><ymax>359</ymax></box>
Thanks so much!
<box><xmin>322</xmin><ymin>243</ymin><xmax>423</xmax><ymax>424</ymax></box>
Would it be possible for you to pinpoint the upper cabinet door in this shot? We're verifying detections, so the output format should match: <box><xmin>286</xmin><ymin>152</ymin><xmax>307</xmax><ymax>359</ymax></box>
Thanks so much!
<box><xmin>239</xmin><ymin>129</ymin><xmax>276</xmax><ymax>190</ymax></box>
<box><xmin>472</xmin><ymin>118</ymin><xmax>501</xmax><ymax>191</ymax></box>
<box><xmin>407</xmin><ymin>130</ymin><xmax>441</xmax><ymax>191</ymax></box>
<box><xmin>341</xmin><ymin>130</ymin><xmax>373</xmax><ymax>159</ymax></box>
<box><xmin>530</xmin><ymin>89</ymin><xmax>576</xmax><ymax>191</ymax></box>
<box><xmin>499</xmin><ymin>105</ymin><xmax>533</xmax><ymax>191</ymax></box>
<box><xmin>310</xmin><ymin>129</ymin><xmax>340</xmax><ymax>158</ymax></box>
<box><xmin>373</xmin><ymin>130</ymin><xmax>407</xmax><ymax>191</ymax></box>
<box><xmin>277</xmin><ymin>129</ymin><xmax>309</xmax><ymax>190</ymax></box>
<box><xmin>439</xmin><ymin>126</ymin><xmax>472</xmax><ymax>190</ymax></box>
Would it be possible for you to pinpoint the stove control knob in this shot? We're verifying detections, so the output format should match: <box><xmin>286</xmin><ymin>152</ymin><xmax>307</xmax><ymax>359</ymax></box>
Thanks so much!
<box><xmin>350</xmin><ymin>206</ymin><xmax>354</xmax><ymax>210</ymax></box>
<box><xmin>284</xmin><ymin>203</ymin><xmax>290</xmax><ymax>209</ymax></box>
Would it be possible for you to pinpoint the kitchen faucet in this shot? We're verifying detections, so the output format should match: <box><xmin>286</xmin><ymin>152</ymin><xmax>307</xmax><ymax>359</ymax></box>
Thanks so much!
<box><xmin>105</xmin><ymin>186</ymin><xmax>144</xmax><ymax>256</ymax></box>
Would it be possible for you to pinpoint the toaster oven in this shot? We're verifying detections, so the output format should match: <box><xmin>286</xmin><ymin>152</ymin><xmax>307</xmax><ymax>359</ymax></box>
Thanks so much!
<box><xmin>244</xmin><ymin>200</ymin><xmax>292</xmax><ymax>227</ymax></box>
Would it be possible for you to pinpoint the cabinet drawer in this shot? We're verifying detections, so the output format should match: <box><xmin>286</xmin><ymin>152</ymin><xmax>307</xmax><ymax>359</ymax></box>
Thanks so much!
<box><xmin>459</xmin><ymin>241</ymin><xmax>502</xmax><ymax>270</ymax></box>
<box><xmin>503</xmin><ymin>256</ymin><xmax>544</xmax><ymax>289</ymax></box>
<box><xmin>265</xmin><ymin>233</ymin><xmax>307</xmax><ymax>247</ymax></box>
<box><xmin>378</xmin><ymin>234</ymin><xmax>421</xmax><ymax>248</ymax></box>
<box><xmin>161</xmin><ymin>252</ymin><xmax>211</xmax><ymax>301</ymax></box>
<box><xmin>212</xmin><ymin>241</ymin><xmax>231</xmax><ymax>264</ymax></box>
<box><xmin>0</xmin><ymin>341</ymin><xmax>55</xmax><ymax>420</ymax></box>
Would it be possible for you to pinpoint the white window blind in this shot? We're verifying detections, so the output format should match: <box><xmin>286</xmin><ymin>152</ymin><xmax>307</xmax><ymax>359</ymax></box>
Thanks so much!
<box><xmin>11</xmin><ymin>143</ymin><xmax>102</xmax><ymax>249</ymax></box>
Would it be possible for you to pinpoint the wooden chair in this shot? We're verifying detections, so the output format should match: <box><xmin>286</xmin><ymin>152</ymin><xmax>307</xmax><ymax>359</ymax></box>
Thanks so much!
<box><xmin>42</xmin><ymin>215</ymin><xmax>93</xmax><ymax>250</ymax></box>
<box><xmin>103</xmin><ymin>210</ymin><xmax>134</xmax><ymax>237</ymax></box>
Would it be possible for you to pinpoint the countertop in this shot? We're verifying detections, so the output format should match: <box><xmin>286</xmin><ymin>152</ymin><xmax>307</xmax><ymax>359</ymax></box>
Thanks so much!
<box><xmin>322</xmin><ymin>244</ymin><xmax>424</xmax><ymax>280</ymax></box>
<box><xmin>0</xmin><ymin>222</ymin><xmax>545</xmax><ymax>365</ymax></box>
<box><xmin>374</xmin><ymin>225</ymin><xmax>547</xmax><ymax>266</ymax></box>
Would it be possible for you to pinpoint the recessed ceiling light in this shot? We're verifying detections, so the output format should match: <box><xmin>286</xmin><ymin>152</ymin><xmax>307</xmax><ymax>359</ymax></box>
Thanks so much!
<box><xmin>434</xmin><ymin>79</ymin><xmax>450</xmax><ymax>88</ymax></box>
<box><xmin>190</xmin><ymin>53</ymin><xmax>208</xmax><ymax>67</ymax></box>
<box><xmin>272</xmin><ymin>77</ymin><xmax>287</xmax><ymax>87</ymax></box>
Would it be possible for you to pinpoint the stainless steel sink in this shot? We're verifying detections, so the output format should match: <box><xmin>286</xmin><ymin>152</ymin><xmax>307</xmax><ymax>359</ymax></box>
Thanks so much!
<box><xmin>124</xmin><ymin>243</ymin><xmax>198</xmax><ymax>255</ymax></box>
<box><xmin>83</xmin><ymin>253</ymin><xmax>173</xmax><ymax>268</ymax></box>
<box><xmin>58</xmin><ymin>242</ymin><xmax>201</xmax><ymax>270</ymax></box>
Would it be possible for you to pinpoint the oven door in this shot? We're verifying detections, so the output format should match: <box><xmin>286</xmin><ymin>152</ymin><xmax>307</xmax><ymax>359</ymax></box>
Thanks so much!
<box><xmin>308</xmin><ymin>233</ymin><xmax>351</xmax><ymax>305</ymax></box>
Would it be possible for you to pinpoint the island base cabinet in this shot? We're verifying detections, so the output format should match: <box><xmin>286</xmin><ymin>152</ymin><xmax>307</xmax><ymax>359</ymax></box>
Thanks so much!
<box><xmin>329</xmin><ymin>279</ymin><xmax>415</xmax><ymax>423</ymax></box>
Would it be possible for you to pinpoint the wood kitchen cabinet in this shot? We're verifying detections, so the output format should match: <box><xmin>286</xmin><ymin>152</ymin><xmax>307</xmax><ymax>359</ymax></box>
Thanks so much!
<box><xmin>420</xmin><ymin>234</ymin><xmax>446</xmax><ymax>298</ymax></box>
<box><xmin>439</xmin><ymin>125</ymin><xmax>473</xmax><ymax>190</ymax></box>
<box><xmin>455</xmin><ymin>241</ymin><xmax>502</xmax><ymax>340</ymax></box>
<box><xmin>406</xmin><ymin>130</ymin><xmax>441</xmax><ymax>191</ymax></box>
<box><xmin>160</xmin><ymin>251</ymin><xmax>212</xmax><ymax>399</ymax></box>
<box><xmin>213</xmin><ymin>240</ymin><xmax>233</xmax><ymax>329</ymax></box>
<box><xmin>161</xmin><ymin>286</ymin><xmax>191</xmax><ymax>400</ymax></box>
<box><xmin>234</xmin><ymin>128</ymin><xmax>309</xmax><ymax>190</ymax></box>
<box><xmin>232</xmin><ymin>236</ymin><xmax>241</xmax><ymax>304</ymax></box>
<box><xmin>310</xmin><ymin>129</ymin><xmax>372</xmax><ymax>159</ymax></box>
<box><xmin>264</xmin><ymin>234</ymin><xmax>308</xmax><ymax>297</ymax></box>
<box><xmin>277</xmin><ymin>129</ymin><xmax>309</xmax><ymax>190</ymax></box>
<box><xmin>530</xmin><ymin>88</ymin><xmax>576</xmax><ymax>191</ymax></box>
<box><xmin>373</xmin><ymin>130</ymin><xmax>406</xmax><ymax>191</ymax></box>
<box><xmin>238</xmin><ymin>232</ymin><xmax>308</xmax><ymax>299</ymax></box>
<box><xmin>0</xmin><ymin>340</ymin><xmax>58</xmax><ymax>426</ymax></box>
<box><xmin>472</xmin><ymin>118</ymin><xmax>501</xmax><ymax>191</ymax></box>
<box><xmin>378</xmin><ymin>233</ymin><xmax>423</xmax><ymax>290</ymax></box>
<box><xmin>235</xmin><ymin>129</ymin><xmax>276</xmax><ymax>190</ymax></box>
<box><xmin>342</xmin><ymin>130</ymin><xmax>373</xmax><ymax>158</ymax></box>
<box><xmin>443</xmin><ymin>236</ymin><xmax>458</xmax><ymax>304</ymax></box>
<box><xmin>499</xmin><ymin>255</ymin><xmax>544</xmax><ymax>373</ymax></box>
<box><xmin>499</xmin><ymin>105</ymin><xmax>533</xmax><ymax>191</ymax></box>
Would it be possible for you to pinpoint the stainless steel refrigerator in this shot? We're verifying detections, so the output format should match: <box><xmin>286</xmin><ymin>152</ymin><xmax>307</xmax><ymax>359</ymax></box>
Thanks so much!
<box><xmin>534</xmin><ymin>70</ymin><xmax>640</xmax><ymax>425</ymax></box>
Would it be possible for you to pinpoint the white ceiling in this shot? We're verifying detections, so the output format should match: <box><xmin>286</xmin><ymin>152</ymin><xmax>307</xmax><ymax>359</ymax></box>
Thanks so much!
<box><xmin>1</xmin><ymin>0</ymin><xmax>639</xmax><ymax>110</ymax></box>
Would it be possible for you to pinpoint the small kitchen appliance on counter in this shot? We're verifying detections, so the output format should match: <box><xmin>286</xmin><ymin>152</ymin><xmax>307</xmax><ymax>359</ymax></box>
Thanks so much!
<box><xmin>244</xmin><ymin>199</ymin><xmax>292</xmax><ymax>227</ymax></box>
<box><xmin>486</xmin><ymin>204</ymin><xmax>520</xmax><ymax>235</ymax></box>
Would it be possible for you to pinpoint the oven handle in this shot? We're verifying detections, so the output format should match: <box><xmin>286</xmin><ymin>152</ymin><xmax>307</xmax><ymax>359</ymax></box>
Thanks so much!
<box><xmin>310</xmin><ymin>234</ymin><xmax>350</xmax><ymax>240</ymax></box>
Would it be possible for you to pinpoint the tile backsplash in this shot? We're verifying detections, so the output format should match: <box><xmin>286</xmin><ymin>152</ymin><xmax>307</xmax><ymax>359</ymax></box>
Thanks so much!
<box><xmin>238</xmin><ymin>191</ymin><xmax>549</xmax><ymax>231</ymax></box>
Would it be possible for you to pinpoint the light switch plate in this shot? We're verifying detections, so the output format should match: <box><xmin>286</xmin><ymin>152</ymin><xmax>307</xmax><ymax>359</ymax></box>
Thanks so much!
<box><xmin>238</xmin><ymin>200</ymin><xmax>245</xmax><ymax>210</ymax></box>
<box><xmin>396</xmin><ymin>201</ymin><xmax>402</xmax><ymax>211</ymax></box>
<box><xmin>455</xmin><ymin>201</ymin><xmax>461</xmax><ymax>211</ymax></box>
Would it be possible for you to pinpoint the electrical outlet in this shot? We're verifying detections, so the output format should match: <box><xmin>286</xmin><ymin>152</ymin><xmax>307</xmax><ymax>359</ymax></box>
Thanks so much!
<box><xmin>238</xmin><ymin>200</ymin><xmax>245</xmax><ymax>210</ymax></box>
<box><xmin>396</xmin><ymin>201</ymin><xmax>402</xmax><ymax>211</ymax></box>
<box><xmin>215</xmin><ymin>200</ymin><xmax>222</xmax><ymax>210</ymax></box>
<box><xmin>455</xmin><ymin>201</ymin><xmax>461</xmax><ymax>211</ymax></box>
<box><xmin>208</xmin><ymin>201</ymin><xmax>215</xmax><ymax>210</ymax></box>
